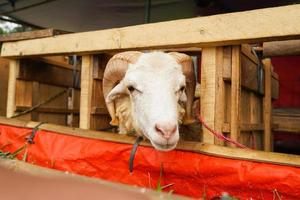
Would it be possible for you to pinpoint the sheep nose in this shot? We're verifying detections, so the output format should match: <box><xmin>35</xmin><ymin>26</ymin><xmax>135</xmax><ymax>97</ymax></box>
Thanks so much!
<box><xmin>155</xmin><ymin>122</ymin><xmax>177</xmax><ymax>140</ymax></box>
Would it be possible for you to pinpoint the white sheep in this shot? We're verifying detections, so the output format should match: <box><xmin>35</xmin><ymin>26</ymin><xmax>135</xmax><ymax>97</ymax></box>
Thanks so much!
<box><xmin>103</xmin><ymin>51</ymin><xmax>196</xmax><ymax>151</ymax></box>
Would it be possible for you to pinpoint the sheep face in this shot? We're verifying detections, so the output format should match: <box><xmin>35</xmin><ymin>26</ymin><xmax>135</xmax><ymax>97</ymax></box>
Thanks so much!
<box><xmin>107</xmin><ymin>52</ymin><xmax>187</xmax><ymax>151</ymax></box>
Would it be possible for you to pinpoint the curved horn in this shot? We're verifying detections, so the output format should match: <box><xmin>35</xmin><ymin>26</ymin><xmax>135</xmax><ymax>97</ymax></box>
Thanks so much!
<box><xmin>168</xmin><ymin>52</ymin><xmax>196</xmax><ymax>125</ymax></box>
<box><xmin>103</xmin><ymin>51</ymin><xmax>142</xmax><ymax>126</ymax></box>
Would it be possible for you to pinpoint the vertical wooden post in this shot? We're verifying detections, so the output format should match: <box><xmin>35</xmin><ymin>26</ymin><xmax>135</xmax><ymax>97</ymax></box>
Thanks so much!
<box><xmin>263</xmin><ymin>58</ymin><xmax>272</xmax><ymax>151</ymax></box>
<box><xmin>6</xmin><ymin>59</ymin><xmax>19</xmax><ymax>118</ymax></box>
<box><xmin>67</xmin><ymin>88</ymin><xmax>75</xmax><ymax>127</ymax></box>
<box><xmin>200</xmin><ymin>47</ymin><xmax>224</xmax><ymax>144</ymax></box>
<box><xmin>31</xmin><ymin>81</ymin><xmax>40</xmax><ymax>121</ymax></box>
<box><xmin>230</xmin><ymin>46</ymin><xmax>241</xmax><ymax>146</ymax></box>
<box><xmin>79</xmin><ymin>55</ymin><xmax>94</xmax><ymax>129</ymax></box>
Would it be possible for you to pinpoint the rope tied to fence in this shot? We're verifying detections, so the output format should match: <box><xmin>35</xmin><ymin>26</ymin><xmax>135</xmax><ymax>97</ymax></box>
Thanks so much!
<box><xmin>197</xmin><ymin>115</ymin><xmax>249</xmax><ymax>149</ymax></box>
<box><xmin>11</xmin><ymin>88</ymin><xmax>69</xmax><ymax>118</ymax></box>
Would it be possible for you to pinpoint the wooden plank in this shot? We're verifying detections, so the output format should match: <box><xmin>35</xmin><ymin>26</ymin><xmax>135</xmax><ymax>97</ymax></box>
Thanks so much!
<box><xmin>0</xmin><ymin>116</ymin><xmax>300</xmax><ymax>167</ymax></box>
<box><xmin>223</xmin><ymin>47</ymin><xmax>279</xmax><ymax>99</ymax></box>
<box><xmin>214</xmin><ymin>47</ymin><xmax>226</xmax><ymax>145</ymax></box>
<box><xmin>0</xmin><ymin>28</ymin><xmax>68</xmax><ymax>42</ymax></box>
<box><xmin>241</xmin><ymin>44</ymin><xmax>258</xmax><ymax>64</ymax></box>
<box><xmin>200</xmin><ymin>47</ymin><xmax>221</xmax><ymax>144</ymax></box>
<box><xmin>223</xmin><ymin>123</ymin><xmax>264</xmax><ymax>132</ymax></box>
<box><xmin>16</xmin><ymin>106</ymin><xmax>79</xmax><ymax>114</ymax></box>
<box><xmin>2</xmin><ymin>5</ymin><xmax>300</xmax><ymax>57</ymax></box>
<box><xmin>250</xmin><ymin>93</ymin><xmax>262</xmax><ymax>150</ymax></box>
<box><xmin>272</xmin><ymin>109</ymin><xmax>300</xmax><ymax>133</ymax></box>
<box><xmin>271</xmin><ymin>72</ymin><xmax>279</xmax><ymax>99</ymax></box>
<box><xmin>6</xmin><ymin>59</ymin><xmax>19</xmax><ymax>118</ymax></box>
<box><xmin>0</xmin><ymin>58</ymin><xmax>9</xmax><ymax>116</ymax></box>
<box><xmin>36</xmin><ymin>56</ymin><xmax>73</xmax><ymax>70</ymax></box>
<box><xmin>263</xmin><ymin>40</ymin><xmax>300</xmax><ymax>57</ymax></box>
<box><xmin>263</xmin><ymin>59</ymin><xmax>272</xmax><ymax>151</ymax></box>
<box><xmin>230</xmin><ymin>46</ymin><xmax>241</xmax><ymax>146</ymax></box>
<box><xmin>79</xmin><ymin>55</ymin><xmax>94</xmax><ymax>129</ymax></box>
<box><xmin>31</xmin><ymin>81</ymin><xmax>40</xmax><ymax>121</ymax></box>
<box><xmin>18</xmin><ymin>59</ymin><xmax>80</xmax><ymax>89</ymax></box>
<box><xmin>0</xmin><ymin>159</ymin><xmax>183</xmax><ymax>200</ymax></box>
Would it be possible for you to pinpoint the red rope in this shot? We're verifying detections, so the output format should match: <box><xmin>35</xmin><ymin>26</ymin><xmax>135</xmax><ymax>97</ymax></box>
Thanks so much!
<box><xmin>197</xmin><ymin>115</ymin><xmax>249</xmax><ymax>149</ymax></box>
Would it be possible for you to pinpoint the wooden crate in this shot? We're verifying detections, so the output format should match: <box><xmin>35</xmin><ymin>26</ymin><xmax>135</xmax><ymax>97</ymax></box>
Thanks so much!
<box><xmin>1</xmin><ymin>5</ymin><xmax>300</xmax><ymax>154</ymax></box>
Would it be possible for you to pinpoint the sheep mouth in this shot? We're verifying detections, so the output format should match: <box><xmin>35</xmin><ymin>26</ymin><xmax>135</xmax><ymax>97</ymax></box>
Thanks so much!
<box><xmin>150</xmin><ymin>140</ymin><xmax>177</xmax><ymax>152</ymax></box>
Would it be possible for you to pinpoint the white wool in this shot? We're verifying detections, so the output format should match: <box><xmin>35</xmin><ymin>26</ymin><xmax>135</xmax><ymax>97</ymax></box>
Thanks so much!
<box><xmin>107</xmin><ymin>52</ymin><xmax>188</xmax><ymax>151</ymax></box>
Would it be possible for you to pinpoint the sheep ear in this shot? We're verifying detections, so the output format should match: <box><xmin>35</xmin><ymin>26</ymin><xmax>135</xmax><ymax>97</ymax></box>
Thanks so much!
<box><xmin>106</xmin><ymin>82</ymin><xmax>127</xmax><ymax>103</ymax></box>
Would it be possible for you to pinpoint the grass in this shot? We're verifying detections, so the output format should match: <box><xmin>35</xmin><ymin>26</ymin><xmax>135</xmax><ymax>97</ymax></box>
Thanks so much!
<box><xmin>0</xmin><ymin>145</ymin><xmax>27</xmax><ymax>160</ymax></box>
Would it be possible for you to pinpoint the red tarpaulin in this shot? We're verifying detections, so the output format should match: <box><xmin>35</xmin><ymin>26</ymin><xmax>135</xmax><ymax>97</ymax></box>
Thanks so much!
<box><xmin>1</xmin><ymin>124</ymin><xmax>300</xmax><ymax>199</ymax></box>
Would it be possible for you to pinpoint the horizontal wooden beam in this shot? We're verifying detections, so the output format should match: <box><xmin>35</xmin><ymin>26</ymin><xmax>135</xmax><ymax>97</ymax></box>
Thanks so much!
<box><xmin>0</xmin><ymin>116</ymin><xmax>299</xmax><ymax>167</ymax></box>
<box><xmin>0</xmin><ymin>28</ymin><xmax>68</xmax><ymax>42</ymax></box>
<box><xmin>16</xmin><ymin>106</ymin><xmax>79</xmax><ymax>114</ymax></box>
<box><xmin>263</xmin><ymin>40</ymin><xmax>300</xmax><ymax>57</ymax></box>
<box><xmin>1</xmin><ymin>5</ymin><xmax>300</xmax><ymax>57</ymax></box>
<box><xmin>0</xmin><ymin>159</ymin><xmax>182</xmax><ymax>200</ymax></box>
<box><xmin>273</xmin><ymin>109</ymin><xmax>300</xmax><ymax>133</ymax></box>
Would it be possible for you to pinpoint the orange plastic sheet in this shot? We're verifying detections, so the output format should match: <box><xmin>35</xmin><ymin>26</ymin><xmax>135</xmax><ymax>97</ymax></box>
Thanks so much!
<box><xmin>1</xmin><ymin>124</ymin><xmax>300</xmax><ymax>199</ymax></box>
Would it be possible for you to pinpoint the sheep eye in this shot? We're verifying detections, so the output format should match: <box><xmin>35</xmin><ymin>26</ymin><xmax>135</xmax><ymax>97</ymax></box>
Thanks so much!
<box><xmin>179</xmin><ymin>86</ymin><xmax>185</xmax><ymax>92</ymax></box>
<box><xmin>127</xmin><ymin>86</ymin><xmax>135</xmax><ymax>92</ymax></box>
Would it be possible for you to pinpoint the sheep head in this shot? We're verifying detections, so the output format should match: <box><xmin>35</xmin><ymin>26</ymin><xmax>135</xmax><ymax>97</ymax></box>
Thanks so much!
<box><xmin>103</xmin><ymin>51</ymin><xmax>196</xmax><ymax>151</ymax></box>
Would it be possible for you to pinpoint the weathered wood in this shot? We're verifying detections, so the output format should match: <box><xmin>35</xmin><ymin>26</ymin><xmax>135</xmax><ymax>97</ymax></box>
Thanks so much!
<box><xmin>230</xmin><ymin>46</ymin><xmax>241</xmax><ymax>146</ymax></box>
<box><xmin>0</xmin><ymin>116</ymin><xmax>300</xmax><ymax>167</ymax></box>
<box><xmin>31</xmin><ymin>81</ymin><xmax>40</xmax><ymax>121</ymax></box>
<box><xmin>263</xmin><ymin>59</ymin><xmax>272</xmax><ymax>151</ymax></box>
<box><xmin>271</xmin><ymin>71</ymin><xmax>279</xmax><ymax>99</ymax></box>
<box><xmin>273</xmin><ymin>109</ymin><xmax>300</xmax><ymax>133</ymax></box>
<box><xmin>263</xmin><ymin>40</ymin><xmax>300</xmax><ymax>57</ymax></box>
<box><xmin>18</xmin><ymin>59</ymin><xmax>80</xmax><ymax>89</ymax></box>
<box><xmin>200</xmin><ymin>47</ymin><xmax>223</xmax><ymax>144</ymax></box>
<box><xmin>0</xmin><ymin>28</ymin><xmax>67</xmax><ymax>42</ymax></box>
<box><xmin>214</xmin><ymin>47</ymin><xmax>226</xmax><ymax>145</ymax></box>
<box><xmin>35</xmin><ymin>56</ymin><xmax>73</xmax><ymax>70</ymax></box>
<box><xmin>2</xmin><ymin>5</ymin><xmax>300</xmax><ymax>57</ymax></box>
<box><xmin>0</xmin><ymin>159</ymin><xmax>183</xmax><ymax>200</ymax></box>
<box><xmin>79</xmin><ymin>55</ymin><xmax>94</xmax><ymax>129</ymax></box>
<box><xmin>6</xmin><ymin>59</ymin><xmax>19</xmax><ymax>118</ymax></box>
<box><xmin>241</xmin><ymin>44</ymin><xmax>258</xmax><ymax>64</ymax></box>
<box><xmin>222</xmin><ymin>123</ymin><xmax>264</xmax><ymax>133</ymax></box>
<box><xmin>16</xmin><ymin>106</ymin><xmax>79</xmax><ymax>114</ymax></box>
<box><xmin>0</xmin><ymin>58</ymin><xmax>9</xmax><ymax>116</ymax></box>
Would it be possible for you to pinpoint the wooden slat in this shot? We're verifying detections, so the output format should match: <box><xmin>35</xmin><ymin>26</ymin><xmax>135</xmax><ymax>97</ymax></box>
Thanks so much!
<box><xmin>79</xmin><ymin>55</ymin><xmax>94</xmax><ymax>129</ymax></box>
<box><xmin>18</xmin><ymin>59</ymin><xmax>79</xmax><ymax>89</ymax></box>
<box><xmin>263</xmin><ymin>40</ymin><xmax>300</xmax><ymax>57</ymax></box>
<box><xmin>273</xmin><ymin>109</ymin><xmax>300</xmax><ymax>133</ymax></box>
<box><xmin>230</xmin><ymin>46</ymin><xmax>241</xmax><ymax>146</ymax></box>
<box><xmin>6</xmin><ymin>59</ymin><xmax>19</xmax><ymax>117</ymax></box>
<box><xmin>223</xmin><ymin>123</ymin><xmax>264</xmax><ymax>133</ymax></box>
<box><xmin>0</xmin><ymin>116</ymin><xmax>300</xmax><ymax>167</ymax></box>
<box><xmin>31</xmin><ymin>81</ymin><xmax>40</xmax><ymax>121</ymax></box>
<box><xmin>0</xmin><ymin>28</ymin><xmax>67</xmax><ymax>42</ymax></box>
<box><xmin>200</xmin><ymin>47</ymin><xmax>220</xmax><ymax>144</ymax></box>
<box><xmin>263</xmin><ymin>59</ymin><xmax>272</xmax><ymax>151</ymax></box>
<box><xmin>36</xmin><ymin>56</ymin><xmax>73</xmax><ymax>70</ymax></box>
<box><xmin>0</xmin><ymin>159</ymin><xmax>184</xmax><ymax>200</ymax></box>
<box><xmin>214</xmin><ymin>47</ymin><xmax>226</xmax><ymax>145</ymax></box>
<box><xmin>16</xmin><ymin>106</ymin><xmax>79</xmax><ymax>114</ymax></box>
<box><xmin>0</xmin><ymin>58</ymin><xmax>9</xmax><ymax>116</ymax></box>
<box><xmin>2</xmin><ymin>5</ymin><xmax>300</xmax><ymax>57</ymax></box>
